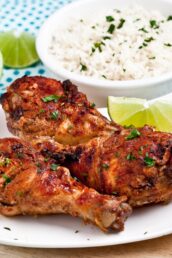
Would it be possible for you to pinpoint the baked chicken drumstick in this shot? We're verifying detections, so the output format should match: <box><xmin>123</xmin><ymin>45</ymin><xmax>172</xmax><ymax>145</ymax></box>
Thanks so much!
<box><xmin>1</xmin><ymin>76</ymin><xmax>172</xmax><ymax>207</ymax></box>
<box><xmin>0</xmin><ymin>138</ymin><xmax>131</xmax><ymax>231</ymax></box>
<box><xmin>1</xmin><ymin>76</ymin><xmax>117</xmax><ymax>145</ymax></box>
<box><xmin>39</xmin><ymin>126</ymin><xmax>172</xmax><ymax>207</ymax></box>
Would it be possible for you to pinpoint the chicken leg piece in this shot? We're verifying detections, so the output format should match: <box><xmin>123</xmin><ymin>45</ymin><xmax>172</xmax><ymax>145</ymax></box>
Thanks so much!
<box><xmin>33</xmin><ymin>126</ymin><xmax>172</xmax><ymax>207</ymax></box>
<box><xmin>1</xmin><ymin>76</ymin><xmax>118</xmax><ymax>145</ymax></box>
<box><xmin>0</xmin><ymin>138</ymin><xmax>131</xmax><ymax>232</ymax></box>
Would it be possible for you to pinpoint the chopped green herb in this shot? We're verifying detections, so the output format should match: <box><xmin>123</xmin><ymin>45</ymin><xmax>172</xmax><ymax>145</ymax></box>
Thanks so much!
<box><xmin>2</xmin><ymin>174</ymin><xmax>11</xmax><ymax>186</ymax></box>
<box><xmin>50</xmin><ymin>110</ymin><xmax>59</xmax><ymax>120</ymax></box>
<box><xmin>39</xmin><ymin>109</ymin><xmax>45</xmax><ymax>113</ymax></box>
<box><xmin>91</xmin><ymin>47</ymin><xmax>96</xmax><ymax>54</ymax></box>
<box><xmin>36</xmin><ymin>162</ymin><xmax>42</xmax><ymax>173</ymax></box>
<box><xmin>106</xmin><ymin>16</ymin><xmax>115</xmax><ymax>22</ymax></box>
<box><xmin>139</xmin><ymin>27</ymin><xmax>148</xmax><ymax>33</ymax></box>
<box><xmin>144</xmin><ymin>153</ymin><xmax>155</xmax><ymax>167</ymax></box>
<box><xmin>102</xmin><ymin>163</ymin><xmax>109</xmax><ymax>169</ymax></box>
<box><xmin>4</xmin><ymin>158</ymin><xmax>11</xmax><ymax>166</ymax></box>
<box><xmin>102</xmin><ymin>75</ymin><xmax>107</xmax><ymax>79</ymax></box>
<box><xmin>124</xmin><ymin>124</ymin><xmax>134</xmax><ymax>129</ymax></box>
<box><xmin>126</xmin><ymin>129</ymin><xmax>141</xmax><ymax>140</ymax></box>
<box><xmin>50</xmin><ymin>163</ymin><xmax>60</xmax><ymax>171</ymax></box>
<box><xmin>143</xmin><ymin>42</ymin><xmax>148</xmax><ymax>47</ymax></box>
<box><xmin>149</xmin><ymin>20</ymin><xmax>159</xmax><ymax>29</ymax></box>
<box><xmin>42</xmin><ymin>95</ymin><xmax>61</xmax><ymax>103</ymax></box>
<box><xmin>0</xmin><ymin>158</ymin><xmax>11</xmax><ymax>167</ymax></box>
<box><xmin>164</xmin><ymin>43</ymin><xmax>172</xmax><ymax>47</ymax></box>
<box><xmin>150</xmin><ymin>20</ymin><xmax>156</xmax><ymax>28</ymax></box>
<box><xmin>91</xmin><ymin>25</ymin><xmax>96</xmax><ymax>29</ymax></box>
<box><xmin>44</xmin><ymin>157</ymin><xmax>50</xmax><ymax>162</ymax></box>
<box><xmin>123</xmin><ymin>68</ymin><xmax>126</xmax><ymax>72</ymax></box>
<box><xmin>90</xmin><ymin>102</ymin><xmax>96</xmax><ymax>108</ymax></box>
<box><xmin>134</xmin><ymin>18</ymin><xmax>141</xmax><ymax>22</ymax></box>
<box><xmin>126</xmin><ymin>153</ymin><xmax>136</xmax><ymax>161</ymax></box>
<box><xmin>139</xmin><ymin>42</ymin><xmax>148</xmax><ymax>49</ymax></box>
<box><xmin>144</xmin><ymin>37</ymin><xmax>154</xmax><ymax>43</ymax></box>
<box><xmin>149</xmin><ymin>56</ymin><xmax>156</xmax><ymax>60</ymax></box>
<box><xmin>167</xmin><ymin>15</ymin><xmax>172</xmax><ymax>21</ymax></box>
<box><xmin>144</xmin><ymin>231</ymin><xmax>148</xmax><ymax>235</ymax></box>
<box><xmin>80</xmin><ymin>63</ymin><xmax>88</xmax><ymax>71</ymax></box>
<box><xmin>4</xmin><ymin>227</ymin><xmax>11</xmax><ymax>231</ymax></box>
<box><xmin>107</xmin><ymin>24</ymin><xmax>115</xmax><ymax>34</ymax></box>
<box><xmin>80</xmin><ymin>19</ymin><xmax>83</xmax><ymax>22</ymax></box>
<box><xmin>117</xmin><ymin>18</ymin><xmax>126</xmax><ymax>29</ymax></box>
<box><xmin>94</xmin><ymin>41</ymin><xmax>105</xmax><ymax>52</ymax></box>
<box><xmin>103</xmin><ymin>36</ymin><xmax>111</xmax><ymax>40</ymax></box>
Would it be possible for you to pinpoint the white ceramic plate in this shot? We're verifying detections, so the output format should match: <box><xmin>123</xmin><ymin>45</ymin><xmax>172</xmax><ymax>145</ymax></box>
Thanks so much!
<box><xmin>0</xmin><ymin>106</ymin><xmax>172</xmax><ymax>248</ymax></box>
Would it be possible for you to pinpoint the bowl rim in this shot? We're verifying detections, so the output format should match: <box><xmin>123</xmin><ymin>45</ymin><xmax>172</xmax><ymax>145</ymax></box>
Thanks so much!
<box><xmin>36</xmin><ymin>0</ymin><xmax>172</xmax><ymax>90</ymax></box>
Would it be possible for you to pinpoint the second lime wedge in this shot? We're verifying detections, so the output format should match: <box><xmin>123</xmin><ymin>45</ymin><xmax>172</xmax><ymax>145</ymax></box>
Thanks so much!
<box><xmin>108</xmin><ymin>96</ymin><xmax>172</xmax><ymax>133</ymax></box>
<box><xmin>0</xmin><ymin>31</ymin><xmax>39</xmax><ymax>68</ymax></box>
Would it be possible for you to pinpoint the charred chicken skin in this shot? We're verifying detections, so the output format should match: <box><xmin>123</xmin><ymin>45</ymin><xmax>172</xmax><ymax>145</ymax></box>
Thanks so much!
<box><xmin>0</xmin><ymin>138</ymin><xmax>131</xmax><ymax>231</ymax></box>
<box><xmin>1</xmin><ymin>76</ymin><xmax>117</xmax><ymax>145</ymax></box>
<box><xmin>1</xmin><ymin>76</ymin><xmax>172</xmax><ymax>208</ymax></box>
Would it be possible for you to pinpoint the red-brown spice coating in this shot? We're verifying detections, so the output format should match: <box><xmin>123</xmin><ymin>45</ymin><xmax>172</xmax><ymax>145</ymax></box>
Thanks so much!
<box><xmin>2</xmin><ymin>76</ymin><xmax>172</xmax><ymax>208</ymax></box>
<box><xmin>48</xmin><ymin>126</ymin><xmax>172</xmax><ymax>207</ymax></box>
<box><xmin>0</xmin><ymin>138</ymin><xmax>131</xmax><ymax>231</ymax></box>
<box><xmin>1</xmin><ymin>76</ymin><xmax>117</xmax><ymax>145</ymax></box>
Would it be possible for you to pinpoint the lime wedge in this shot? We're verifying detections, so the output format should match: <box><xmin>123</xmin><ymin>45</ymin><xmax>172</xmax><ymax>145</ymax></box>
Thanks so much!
<box><xmin>0</xmin><ymin>31</ymin><xmax>39</xmax><ymax>68</ymax></box>
<box><xmin>108</xmin><ymin>96</ymin><xmax>172</xmax><ymax>132</ymax></box>
<box><xmin>0</xmin><ymin>51</ymin><xmax>3</xmax><ymax>77</ymax></box>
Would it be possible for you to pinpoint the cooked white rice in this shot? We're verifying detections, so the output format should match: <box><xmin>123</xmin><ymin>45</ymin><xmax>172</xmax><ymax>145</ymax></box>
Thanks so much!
<box><xmin>49</xmin><ymin>6</ymin><xmax>172</xmax><ymax>81</ymax></box>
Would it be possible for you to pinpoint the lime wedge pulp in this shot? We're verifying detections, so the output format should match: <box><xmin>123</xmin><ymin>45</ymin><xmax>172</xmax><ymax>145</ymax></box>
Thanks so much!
<box><xmin>108</xmin><ymin>96</ymin><xmax>172</xmax><ymax>133</ymax></box>
<box><xmin>0</xmin><ymin>31</ymin><xmax>39</xmax><ymax>68</ymax></box>
<box><xmin>0</xmin><ymin>51</ymin><xmax>3</xmax><ymax>77</ymax></box>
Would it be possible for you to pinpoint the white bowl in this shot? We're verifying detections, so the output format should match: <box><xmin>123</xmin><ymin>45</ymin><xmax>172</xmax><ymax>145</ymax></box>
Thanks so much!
<box><xmin>36</xmin><ymin>0</ymin><xmax>172</xmax><ymax>106</ymax></box>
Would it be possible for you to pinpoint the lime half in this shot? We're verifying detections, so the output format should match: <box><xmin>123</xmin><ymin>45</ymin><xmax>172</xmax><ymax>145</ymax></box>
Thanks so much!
<box><xmin>0</xmin><ymin>51</ymin><xmax>3</xmax><ymax>77</ymax></box>
<box><xmin>108</xmin><ymin>96</ymin><xmax>172</xmax><ymax>133</ymax></box>
<box><xmin>0</xmin><ymin>31</ymin><xmax>39</xmax><ymax>68</ymax></box>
